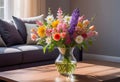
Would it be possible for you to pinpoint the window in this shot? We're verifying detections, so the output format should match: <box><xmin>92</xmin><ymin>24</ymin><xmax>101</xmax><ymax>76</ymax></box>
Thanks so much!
<box><xmin>0</xmin><ymin>0</ymin><xmax>4</xmax><ymax>19</ymax></box>
<box><xmin>0</xmin><ymin>0</ymin><xmax>14</xmax><ymax>19</ymax></box>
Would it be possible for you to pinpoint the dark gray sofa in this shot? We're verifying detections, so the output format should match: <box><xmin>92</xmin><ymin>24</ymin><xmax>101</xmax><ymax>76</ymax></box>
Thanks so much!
<box><xmin>0</xmin><ymin>45</ymin><xmax>57</xmax><ymax>67</ymax></box>
<box><xmin>0</xmin><ymin>45</ymin><xmax>82</xmax><ymax>71</ymax></box>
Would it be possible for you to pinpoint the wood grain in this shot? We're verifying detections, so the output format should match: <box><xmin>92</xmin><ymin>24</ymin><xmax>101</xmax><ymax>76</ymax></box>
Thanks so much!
<box><xmin>0</xmin><ymin>60</ymin><xmax>120</xmax><ymax>82</ymax></box>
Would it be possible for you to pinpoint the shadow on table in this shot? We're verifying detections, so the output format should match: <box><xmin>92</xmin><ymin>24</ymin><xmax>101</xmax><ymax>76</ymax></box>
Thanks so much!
<box><xmin>0</xmin><ymin>76</ymin><xmax>16</xmax><ymax>82</ymax></box>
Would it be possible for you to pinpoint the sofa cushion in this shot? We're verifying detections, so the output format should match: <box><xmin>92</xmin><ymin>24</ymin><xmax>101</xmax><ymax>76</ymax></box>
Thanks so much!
<box><xmin>12</xmin><ymin>16</ymin><xmax>27</xmax><ymax>43</ymax></box>
<box><xmin>25</xmin><ymin>23</ymin><xmax>38</xmax><ymax>45</ymax></box>
<box><xmin>12</xmin><ymin>45</ymin><xmax>59</xmax><ymax>63</ymax></box>
<box><xmin>0</xmin><ymin>35</ymin><xmax>6</xmax><ymax>47</ymax></box>
<box><xmin>12</xmin><ymin>15</ymin><xmax>44</xmax><ymax>43</ymax></box>
<box><xmin>12</xmin><ymin>45</ymin><xmax>42</xmax><ymax>51</ymax></box>
<box><xmin>0</xmin><ymin>47</ymin><xmax>21</xmax><ymax>54</ymax></box>
<box><xmin>0</xmin><ymin>19</ymin><xmax>24</xmax><ymax>46</ymax></box>
<box><xmin>0</xmin><ymin>47</ymin><xmax>22</xmax><ymax>67</ymax></box>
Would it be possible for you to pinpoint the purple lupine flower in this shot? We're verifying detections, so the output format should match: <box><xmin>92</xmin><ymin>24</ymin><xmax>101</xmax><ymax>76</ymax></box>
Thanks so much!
<box><xmin>68</xmin><ymin>8</ymin><xmax>80</xmax><ymax>36</ymax></box>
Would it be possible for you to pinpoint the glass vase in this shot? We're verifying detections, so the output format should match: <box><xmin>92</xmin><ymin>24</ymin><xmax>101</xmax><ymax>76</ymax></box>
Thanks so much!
<box><xmin>55</xmin><ymin>47</ymin><xmax>77</xmax><ymax>76</ymax></box>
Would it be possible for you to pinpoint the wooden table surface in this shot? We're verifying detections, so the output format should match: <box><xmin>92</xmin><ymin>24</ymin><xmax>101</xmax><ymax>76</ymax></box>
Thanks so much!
<box><xmin>0</xmin><ymin>60</ymin><xmax>120</xmax><ymax>82</ymax></box>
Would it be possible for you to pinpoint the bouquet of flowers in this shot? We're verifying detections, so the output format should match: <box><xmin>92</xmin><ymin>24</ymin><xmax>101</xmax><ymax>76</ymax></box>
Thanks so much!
<box><xmin>31</xmin><ymin>8</ymin><xmax>98</xmax><ymax>53</ymax></box>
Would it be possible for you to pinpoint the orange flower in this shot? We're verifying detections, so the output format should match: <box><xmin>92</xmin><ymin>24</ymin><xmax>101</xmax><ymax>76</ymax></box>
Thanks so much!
<box><xmin>89</xmin><ymin>25</ymin><xmax>95</xmax><ymax>31</ymax></box>
<box><xmin>53</xmin><ymin>33</ymin><xmax>61</xmax><ymax>41</ymax></box>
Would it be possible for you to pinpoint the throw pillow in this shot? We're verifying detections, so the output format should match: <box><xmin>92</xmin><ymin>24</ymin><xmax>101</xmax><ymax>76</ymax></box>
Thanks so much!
<box><xmin>0</xmin><ymin>35</ymin><xmax>6</xmax><ymax>47</ymax></box>
<box><xmin>22</xmin><ymin>14</ymin><xmax>44</xmax><ymax>23</ymax></box>
<box><xmin>25</xmin><ymin>23</ymin><xmax>38</xmax><ymax>45</ymax></box>
<box><xmin>12</xmin><ymin>14</ymin><xmax>44</xmax><ymax>43</ymax></box>
<box><xmin>0</xmin><ymin>19</ymin><xmax>24</xmax><ymax>46</ymax></box>
<box><xmin>12</xmin><ymin>16</ymin><xmax>27</xmax><ymax>43</ymax></box>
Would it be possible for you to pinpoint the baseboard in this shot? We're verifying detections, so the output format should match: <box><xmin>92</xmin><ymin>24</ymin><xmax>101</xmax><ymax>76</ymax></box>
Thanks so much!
<box><xmin>83</xmin><ymin>53</ymin><xmax>120</xmax><ymax>63</ymax></box>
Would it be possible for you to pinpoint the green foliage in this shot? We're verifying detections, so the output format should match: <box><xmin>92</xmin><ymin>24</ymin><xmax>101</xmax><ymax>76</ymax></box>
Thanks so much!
<box><xmin>88</xmin><ymin>39</ymin><xmax>93</xmax><ymax>45</ymax></box>
<box><xmin>48</xmin><ymin>43</ymin><xmax>55</xmax><ymax>52</ymax></box>
<box><xmin>44</xmin><ymin>22</ymin><xmax>48</xmax><ymax>26</ymax></box>
<box><xmin>43</xmin><ymin>45</ymin><xmax>48</xmax><ymax>54</ymax></box>
<box><xmin>37</xmin><ymin>38</ymin><xmax>46</xmax><ymax>46</ymax></box>
<box><xmin>82</xmin><ymin>41</ymin><xmax>88</xmax><ymax>50</ymax></box>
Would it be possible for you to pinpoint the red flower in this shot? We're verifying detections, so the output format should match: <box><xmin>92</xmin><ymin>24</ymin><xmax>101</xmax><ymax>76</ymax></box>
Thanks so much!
<box><xmin>65</xmin><ymin>35</ymin><xmax>71</xmax><ymax>44</ymax></box>
<box><xmin>82</xmin><ymin>33</ymin><xmax>87</xmax><ymax>38</ymax></box>
<box><xmin>53</xmin><ymin>33</ymin><xmax>61</xmax><ymax>41</ymax></box>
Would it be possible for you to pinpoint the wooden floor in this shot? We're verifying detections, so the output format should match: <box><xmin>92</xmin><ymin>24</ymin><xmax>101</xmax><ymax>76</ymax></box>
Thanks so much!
<box><xmin>0</xmin><ymin>60</ymin><xmax>120</xmax><ymax>82</ymax></box>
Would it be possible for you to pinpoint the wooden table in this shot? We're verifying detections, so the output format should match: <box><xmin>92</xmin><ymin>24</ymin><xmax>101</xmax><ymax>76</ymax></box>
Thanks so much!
<box><xmin>0</xmin><ymin>60</ymin><xmax>120</xmax><ymax>82</ymax></box>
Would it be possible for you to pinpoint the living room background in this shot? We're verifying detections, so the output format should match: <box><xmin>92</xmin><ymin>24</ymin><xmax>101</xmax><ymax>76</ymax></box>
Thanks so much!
<box><xmin>1</xmin><ymin>0</ymin><xmax>120</xmax><ymax>61</ymax></box>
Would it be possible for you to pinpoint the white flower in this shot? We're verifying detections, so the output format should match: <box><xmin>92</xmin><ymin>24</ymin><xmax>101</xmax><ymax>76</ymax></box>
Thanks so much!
<box><xmin>46</xmin><ymin>37</ymin><xmax>51</xmax><ymax>44</ymax></box>
<box><xmin>63</xmin><ymin>16</ymin><xmax>71</xmax><ymax>24</ymax></box>
<box><xmin>45</xmin><ymin>15</ymin><xmax>54</xmax><ymax>24</ymax></box>
<box><xmin>75</xmin><ymin>35</ymin><xmax>83</xmax><ymax>44</ymax></box>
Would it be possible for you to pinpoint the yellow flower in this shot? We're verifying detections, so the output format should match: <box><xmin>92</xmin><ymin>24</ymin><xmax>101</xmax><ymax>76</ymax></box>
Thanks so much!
<box><xmin>77</xmin><ymin>22</ymin><xmax>83</xmax><ymax>28</ymax></box>
<box><xmin>52</xmin><ymin>20</ymin><xmax>59</xmax><ymax>28</ymax></box>
<box><xmin>37</xmin><ymin>26</ymin><xmax>46</xmax><ymax>38</ymax></box>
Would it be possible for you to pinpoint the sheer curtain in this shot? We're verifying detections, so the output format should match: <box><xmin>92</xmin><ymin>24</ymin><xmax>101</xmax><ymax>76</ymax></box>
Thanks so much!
<box><xmin>14</xmin><ymin>0</ymin><xmax>46</xmax><ymax>18</ymax></box>
<box><xmin>4</xmin><ymin>0</ymin><xmax>46</xmax><ymax>19</ymax></box>
<box><xmin>4</xmin><ymin>0</ymin><xmax>14</xmax><ymax>19</ymax></box>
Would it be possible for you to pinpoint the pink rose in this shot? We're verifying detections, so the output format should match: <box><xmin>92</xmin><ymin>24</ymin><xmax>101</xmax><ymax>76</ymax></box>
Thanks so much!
<box><xmin>36</xmin><ymin>20</ymin><xmax>43</xmax><ymax>26</ymax></box>
<box><xmin>62</xmin><ymin>23</ymin><xmax>67</xmax><ymax>32</ymax></box>
<box><xmin>78</xmin><ymin>15</ymin><xmax>85</xmax><ymax>22</ymax></box>
<box><xmin>87</xmin><ymin>31</ymin><xmax>98</xmax><ymax>38</ymax></box>
<box><xmin>57</xmin><ymin>23</ymin><xmax>62</xmax><ymax>32</ymax></box>
<box><xmin>61</xmin><ymin>32</ymin><xmax>66</xmax><ymax>38</ymax></box>
<box><xmin>46</xmin><ymin>29</ymin><xmax>52</xmax><ymax>36</ymax></box>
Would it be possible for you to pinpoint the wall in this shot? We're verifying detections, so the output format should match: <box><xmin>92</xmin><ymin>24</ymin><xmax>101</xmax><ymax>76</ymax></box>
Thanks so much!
<box><xmin>46</xmin><ymin>0</ymin><xmax>70</xmax><ymax>16</ymax></box>
<box><xmin>70</xmin><ymin>0</ymin><xmax>120</xmax><ymax>57</ymax></box>
<box><xmin>39</xmin><ymin>0</ymin><xmax>46</xmax><ymax>15</ymax></box>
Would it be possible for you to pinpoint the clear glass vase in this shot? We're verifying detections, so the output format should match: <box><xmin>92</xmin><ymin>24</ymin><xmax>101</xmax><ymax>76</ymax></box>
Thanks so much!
<box><xmin>55</xmin><ymin>47</ymin><xmax>77</xmax><ymax>76</ymax></box>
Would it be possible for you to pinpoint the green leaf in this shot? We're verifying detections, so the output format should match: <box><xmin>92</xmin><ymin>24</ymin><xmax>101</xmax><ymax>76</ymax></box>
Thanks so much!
<box><xmin>82</xmin><ymin>42</ymin><xmax>88</xmax><ymax>50</ymax></box>
<box><xmin>44</xmin><ymin>22</ymin><xmax>48</xmax><ymax>26</ymax></box>
<box><xmin>77</xmin><ymin>45</ymin><xmax>82</xmax><ymax>50</ymax></box>
<box><xmin>48</xmin><ymin>44</ymin><xmax>55</xmax><ymax>52</ymax></box>
<box><xmin>88</xmin><ymin>39</ymin><xmax>93</xmax><ymax>45</ymax></box>
<box><xmin>90</xmin><ymin>15</ymin><xmax>96</xmax><ymax>24</ymax></box>
<box><xmin>37</xmin><ymin>38</ymin><xmax>46</xmax><ymax>46</ymax></box>
<box><xmin>43</xmin><ymin>45</ymin><xmax>48</xmax><ymax>54</ymax></box>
